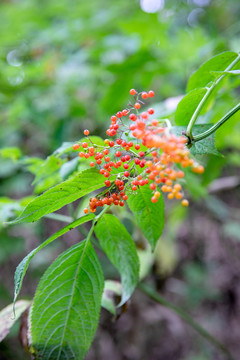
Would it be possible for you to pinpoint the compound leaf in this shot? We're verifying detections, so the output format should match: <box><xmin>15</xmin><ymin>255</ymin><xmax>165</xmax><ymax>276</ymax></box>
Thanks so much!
<box><xmin>95</xmin><ymin>214</ymin><xmax>139</xmax><ymax>306</ymax></box>
<box><xmin>31</xmin><ymin>240</ymin><xmax>104</xmax><ymax>360</ymax></box>
<box><xmin>127</xmin><ymin>186</ymin><xmax>164</xmax><ymax>249</ymax></box>
<box><xmin>187</xmin><ymin>51</ymin><xmax>239</xmax><ymax>91</ymax></box>
<box><xmin>14</xmin><ymin>214</ymin><xmax>95</xmax><ymax>308</ymax></box>
<box><xmin>175</xmin><ymin>88</ymin><xmax>207</xmax><ymax>126</ymax></box>
<box><xmin>8</xmin><ymin>168</ymin><xmax>107</xmax><ymax>224</ymax></box>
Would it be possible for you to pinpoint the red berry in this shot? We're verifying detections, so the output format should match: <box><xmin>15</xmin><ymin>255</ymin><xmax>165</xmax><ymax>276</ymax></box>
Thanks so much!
<box><xmin>148</xmin><ymin>90</ymin><xmax>155</xmax><ymax>97</ymax></box>
<box><xmin>141</xmin><ymin>92</ymin><xmax>148</xmax><ymax>99</ymax></box>
<box><xmin>150</xmin><ymin>183</ymin><xmax>156</xmax><ymax>190</ymax></box>
<box><xmin>82</xmin><ymin>142</ymin><xmax>88</xmax><ymax>148</ymax></box>
<box><xmin>105</xmin><ymin>156</ymin><xmax>110</xmax><ymax>162</ymax></box>
<box><xmin>104</xmin><ymin>171</ymin><xmax>110</xmax><ymax>177</ymax></box>
<box><xmin>90</xmin><ymin>162</ymin><xmax>95</xmax><ymax>167</ymax></box>
<box><xmin>103</xmin><ymin>149</ymin><xmax>109</xmax><ymax>155</ymax></box>
<box><xmin>116</xmin><ymin>111</ymin><xmax>123</xmax><ymax>118</ymax></box>
<box><xmin>129</xmin><ymin>124</ymin><xmax>137</xmax><ymax>130</ymax></box>
<box><xmin>134</xmin><ymin>103</ymin><xmax>141</xmax><ymax>109</ymax></box>
<box><xmin>111</xmin><ymin>115</ymin><xmax>117</xmax><ymax>123</ymax></box>
<box><xmin>122</xmin><ymin>109</ymin><xmax>128</xmax><ymax>116</ymax></box>
<box><xmin>84</xmin><ymin>153</ymin><xmax>90</xmax><ymax>159</ymax></box>
<box><xmin>123</xmin><ymin>163</ymin><xmax>129</xmax><ymax>170</ymax></box>
<box><xmin>148</xmin><ymin>108</ymin><xmax>154</xmax><ymax>115</ymax></box>
<box><xmin>124</xmin><ymin>171</ymin><xmax>130</xmax><ymax>177</ymax></box>
<box><xmin>130</xmin><ymin>89</ymin><xmax>136</xmax><ymax>95</ymax></box>
<box><xmin>129</xmin><ymin>114</ymin><xmax>137</xmax><ymax>121</ymax></box>
<box><xmin>105</xmin><ymin>180</ymin><xmax>111</xmax><ymax>187</ymax></box>
<box><xmin>109</xmin><ymin>141</ymin><xmax>115</xmax><ymax>147</ymax></box>
<box><xmin>115</xmin><ymin>151</ymin><xmax>121</xmax><ymax>157</ymax></box>
<box><xmin>122</xmin><ymin>195</ymin><xmax>128</xmax><ymax>200</ymax></box>
<box><xmin>135</xmin><ymin>144</ymin><xmax>140</xmax><ymax>150</ymax></box>
<box><xmin>141</xmin><ymin>112</ymin><xmax>149</xmax><ymax>120</ymax></box>
<box><xmin>73</xmin><ymin>144</ymin><xmax>80</xmax><ymax>150</ymax></box>
<box><xmin>128</xmin><ymin>141</ymin><xmax>133</xmax><ymax>147</ymax></box>
<box><xmin>135</xmin><ymin>158</ymin><xmax>140</xmax><ymax>165</ymax></box>
<box><xmin>84</xmin><ymin>129</ymin><xmax>89</xmax><ymax>136</ymax></box>
<box><xmin>96</xmin><ymin>159</ymin><xmax>102</xmax><ymax>165</ymax></box>
<box><xmin>116</xmin><ymin>138</ymin><xmax>122</xmax><ymax>145</ymax></box>
<box><xmin>125</xmin><ymin>155</ymin><xmax>131</xmax><ymax>161</ymax></box>
<box><xmin>132</xmin><ymin>185</ymin><xmax>137</xmax><ymax>191</ymax></box>
<box><xmin>139</xmin><ymin>151</ymin><xmax>145</xmax><ymax>157</ymax></box>
<box><xmin>79</xmin><ymin>152</ymin><xmax>84</xmax><ymax>157</ymax></box>
<box><xmin>151</xmin><ymin>196</ymin><xmax>158</xmax><ymax>203</ymax></box>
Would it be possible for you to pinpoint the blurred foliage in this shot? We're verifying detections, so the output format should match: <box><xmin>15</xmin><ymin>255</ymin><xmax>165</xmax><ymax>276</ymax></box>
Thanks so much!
<box><xmin>0</xmin><ymin>0</ymin><xmax>240</xmax><ymax>359</ymax></box>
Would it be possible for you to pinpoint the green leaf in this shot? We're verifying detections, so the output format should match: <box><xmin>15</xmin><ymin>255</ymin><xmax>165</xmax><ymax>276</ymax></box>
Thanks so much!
<box><xmin>175</xmin><ymin>88</ymin><xmax>207</xmax><ymax>126</ymax></box>
<box><xmin>30</xmin><ymin>240</ymin><xmax>104</xmax><ymax>360</ymax></box>
<box><xmin>95</xmin><ymin>214</ymin><xmax>139</xmax><ymax>305</ymax></box>
<box><xmin>187</xmin><ymin>51</ymin><xmax>238</xmax><ymax>92</ymax></box>
<box><xmin>14</xmin><ymin>214</ymin><xmax>95</xmax><ymax>307</ymax></box>
<box><xmin>0</xmin><ymin>147</ymin><xmax>22</xmax><ymax>161</ymax></box>
<box><xmin>8</xmin><ymin>168</ymin><xmax>108</xmax><ymax>224</ymax></box>
<box><xmin>172</xmin><ymin>125</ymin><xmax>222</xmax><ymax>156</ymax></box>
<box><xmin>127</xmin><ymin>186</ymin><xmax>164</xmax><ymax>249</ymax></box>
<box><xmin>0</xmin><ymin>300</ymin><xmax>31</xmax><ymax>342</ymax></box>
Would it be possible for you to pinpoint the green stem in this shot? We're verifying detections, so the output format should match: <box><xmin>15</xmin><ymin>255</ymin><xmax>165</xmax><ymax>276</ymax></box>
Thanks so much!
<box><xmin>186</xmin><ymin>54</ymin><xmax>240</xmax><ymax>140</ymax></box>
<box><xmin>138</xmin><ymin>282</ymin><xmax>234</xmax><ymax>360</ymax></box>
<box><xmin>193</xmin><ymin>102</ymin><xmax>240</xmax><ymax>142</ymax></box>
<box><xmin>86</xmin><ymin>205</ymin><xmax>111</xmax><ymax>244</ymax></box>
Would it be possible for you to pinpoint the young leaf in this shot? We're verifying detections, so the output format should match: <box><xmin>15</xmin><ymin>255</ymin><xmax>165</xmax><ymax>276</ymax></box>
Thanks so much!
<box><xmin>172</xmin><ymin>125</ymin><xmax>222</xmax><ymax>156</ymax></box>
<box><xmin>175</xmin><ymin>88</ymin><xmax>207</xmax><ymax>126</ymax></box>
<box><xmin>95</xmin><ymin>214</ymin><xmax>139</xmax><ymax>306</ymax></box>
<box><xmin>30</xmin><ymin>240</ymin><xmax>104</xmax><ymax>360</ymax></box>
<box><xmin>127</xmin><ymin>186</ymin><xmax>164</xmax><ymax>249</ymax></box>
<box><xmin>0</xmin><ymin>300</ymin><xmax>31</xmax><ymax>343</ymax></box>
<box><xmin>187</xmin><ymin>51</ymin><xmax>239</xmax><ymax>92</ymax></box>
<box><xmin>14</xmin><ymin>214</ymin><xmax>95</xmax><ymax>307</ymax></box>
<box><xmin>8</xmin><ymin>168</ymin><xmax>110</xmax><ymax>224</ymax></box>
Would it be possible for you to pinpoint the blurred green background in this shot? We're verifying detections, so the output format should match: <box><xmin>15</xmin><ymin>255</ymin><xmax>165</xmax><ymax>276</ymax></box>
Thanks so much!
<box><xmin>0</xmin><ymin>0</ymin><xmax>240</xmax><ymax>359</ymax></box>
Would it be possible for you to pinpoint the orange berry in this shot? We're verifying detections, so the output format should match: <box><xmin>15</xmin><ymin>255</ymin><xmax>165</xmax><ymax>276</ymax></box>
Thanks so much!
<box><xmin>73</xmin><ymin>144</ymin><xmax>80</xmax><ymax>150</ymax></box>
<box><xmin>181</xmin><ymin>199</ymin><xmax>189</xmax><ymax>207</ymax></box>
<box><xmin>130</xmin><ymin>89</ymin><xmax>137</xmax><ymax>96</ymax></box>
<box><xmin>84</xmin><ymin>129</ymin><xmax>90</xmax><ymax>136</ymax></box>
<box><xmin>83</xmin><ymin>208</ymin><xmax>89</xmax><ymax>214</ymax></box>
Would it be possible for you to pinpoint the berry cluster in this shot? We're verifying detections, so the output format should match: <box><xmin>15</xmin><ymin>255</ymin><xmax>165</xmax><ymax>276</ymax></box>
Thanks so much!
<box><xmin>73</xmin><ymin>89</ymin><xmax>204</xmax><ymax>213</ymax></box>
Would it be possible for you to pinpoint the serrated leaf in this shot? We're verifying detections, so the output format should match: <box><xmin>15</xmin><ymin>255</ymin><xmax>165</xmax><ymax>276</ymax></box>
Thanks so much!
<box><xmin>8</xmin><ymin>168</ymin><xmax>108</xmax><ymax>224</ymax></box>
<box><xmin>14</xmin><ymin>214</ymin><xmax>95</xmax><ymax>307</ymax></box>
<box><xmin>127</xmin><ymin>186</ymin><xmax>164</xmax><ymax>249</ymax></box>
<box><xmin>31</xmin><ymin>240</ymin><xmax>104</xmax><ymax>360</ymax></box>
<box><xmin>175</xmin><ymin>88</ymin><xmax>207</xmax><ymax>126</ymax></box>
<box><xmin>0</xmin><ymin>300</ymin><xmax>31</xmax><ymax>342</ymax></box>
<box><xmin>172</xmin><ymin>125</ymin><xmax>222</xmax><ymax>156</ymax></box>
<box><xmin>187</xmin><ymin>51</ymin><xmax>238</xmax><ymax>92</ymax></box>
<box><xmin>95</xmin><ymin>214</ymin><xmax>139</xmax><ymax>306</ymax></box>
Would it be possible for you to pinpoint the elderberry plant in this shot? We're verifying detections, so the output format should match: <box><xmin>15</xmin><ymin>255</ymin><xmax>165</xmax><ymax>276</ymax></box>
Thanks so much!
<box><xmin>1</xmin><ymin>51</ymin><xmax>240</xmax><ymax>360</ymax></box>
